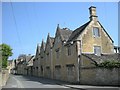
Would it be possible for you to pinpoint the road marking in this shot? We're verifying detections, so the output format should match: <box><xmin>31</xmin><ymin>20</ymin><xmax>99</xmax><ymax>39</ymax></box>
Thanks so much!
<box><xmin>12</xmin><ymin>76</ymin><xmax>24</xmax><ymax>88</ymax></box>
<box><xmin>11</xmin><ymin>85</ymin><xmax>17</xmax><ymax>88</ymax></box>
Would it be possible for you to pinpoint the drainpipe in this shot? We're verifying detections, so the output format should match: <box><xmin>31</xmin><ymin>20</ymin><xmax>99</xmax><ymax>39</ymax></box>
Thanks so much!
<box><xmin>76</xmin><ymin>40</ymin><xmax>81</xmax><ymax>83</ymax></box>
<box><xmin>77</xmin><ymin>55</ymin><xmax>80</xmax><ymax>83</ymax></box>
<box><xmin>50</xmin><ymin>48</ymin><xmax>53</xmax><ymax>79</ymax></box>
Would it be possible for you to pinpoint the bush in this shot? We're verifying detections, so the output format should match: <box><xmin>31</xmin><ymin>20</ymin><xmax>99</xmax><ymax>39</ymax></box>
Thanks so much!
<box><xmin>98</xmin><ymin>60</ymin><xmax>120</xmax><ymax>68</ymax></box>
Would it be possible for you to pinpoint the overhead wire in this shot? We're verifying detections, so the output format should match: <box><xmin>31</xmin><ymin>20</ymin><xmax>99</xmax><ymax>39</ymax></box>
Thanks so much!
<box><xmin>10</xmin><ymin>0</ymin><xmax>23</xmax><ymax>54</ymax></box>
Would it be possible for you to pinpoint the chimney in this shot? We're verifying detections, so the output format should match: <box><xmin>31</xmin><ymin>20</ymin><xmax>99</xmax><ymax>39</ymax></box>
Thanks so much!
<box><xmin>89</xmin><ymin>6</ymin><xmax>98</xmax><ymax>21</ymax></box>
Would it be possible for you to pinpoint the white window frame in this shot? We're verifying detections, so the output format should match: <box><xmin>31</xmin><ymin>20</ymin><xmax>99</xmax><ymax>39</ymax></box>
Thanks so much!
<box><xmin>93</xmin><ymin>27</ymin><xmax>100</xmax><ymax>37</ymax></box>
<box><xmin>94</xmin><ymin>46</ymin><xmax>101</xmax><ymax>56</ymax></box>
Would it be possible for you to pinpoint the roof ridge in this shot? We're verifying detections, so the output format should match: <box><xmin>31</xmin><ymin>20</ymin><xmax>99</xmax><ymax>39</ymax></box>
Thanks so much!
<box><xmin>66</xmin><ymin>21</ymin><xmax>90</xmax><ymax>44</ymax></box>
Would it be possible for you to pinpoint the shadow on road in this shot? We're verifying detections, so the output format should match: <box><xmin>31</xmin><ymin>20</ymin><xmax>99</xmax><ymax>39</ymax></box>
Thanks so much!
<box><xmin>15</xmin><ymin>74</ymin><xmax>69</xmax><ymax>85</ymax></box>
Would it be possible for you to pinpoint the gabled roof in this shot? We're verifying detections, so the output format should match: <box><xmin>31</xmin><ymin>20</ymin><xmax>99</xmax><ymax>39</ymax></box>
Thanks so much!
<box><xmin>28</xmin><ymin>55</ymin><xmax>35</xmax><ymax>62</ymax></box>
<box><xmin>26</xmin><ymin>55</ymin><xmax>33</xmax><ymax>62</ymax></box>
<box><xmin>45</xmin><ymin>34</ymin><xmax>55</xmax><ymax>51</ymax></box>
<box><xmin>27</xmin><ymin>55</ymin><xmax>35</xmax><ymax>66</ymax></box>
<box><xmin>66</xmin><ymin>20</ymin><xmax>113</xmax><ymax>44</ymax></box>
<box><xmin>59</xmin><ymin>28</ymin><xmax>73</xmax><ymax>41</ymax></box>
<box><xmin>36</xmin><ymin>44</ymin><xmax>41</xmax><ymax>54</ymax></box>
<box><xmin>17</xmin><ymin>60</ymin><xmax>24</xmax><ymax>65</ymax></box>
<box><xmin>97</xmin><ymin>21</ymin><xmax>114</xmax><ymax>43</ymax></box>
<box><xmin>50</xmin><ymin>37</ymin><xmax>54</xmax><ymax>47</ymax></box>
<box><xmin>41</xmin><ymin>39</ymin><xmax>46</xmax><ymax>51</ymax></box>
<box><xmin>67</xmin><ymin>21</ymin><xmax>90</xmax><ymax>44</ymax></box>
<box><xmin>56</xmin><ymin>24</ymin><xmax>73</xmax><ymax>42</ymax></box>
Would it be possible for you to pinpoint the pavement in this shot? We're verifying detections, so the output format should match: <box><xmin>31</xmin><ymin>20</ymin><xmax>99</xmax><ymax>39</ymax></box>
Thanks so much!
<box><xmin>2</xmin><ymin>74</ymin><xmax>120</xmax><ymax>90</ymax></box>
<box><xmin>64</xmin><ymin>85</ymin><xmax>120</xmax><ymax>90</ymax></box>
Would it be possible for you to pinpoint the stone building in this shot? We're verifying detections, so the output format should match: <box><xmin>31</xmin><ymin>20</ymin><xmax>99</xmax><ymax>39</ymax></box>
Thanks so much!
<box><xmin>33</xmin><ymin>6</ymin><xmax>116</xmax><ymax>83</ymax></box>
<box><xmin>7</xmin><ymin>60</ymin><xmax>15</xmax><ymax>74</ymax></box>
<box><xmin>18</xmin><ymin>6</ymin><xmax>119</xmax><ymax>85</ymax></box>
<box><xmin>33</xmin><ymin>44</ymin><xmax>40</xmax><ymax>77</ymax></box>
<box><xmin>27</xmin><ymin>55</ymin><xmax>35</xmax><ymax>76</ymax></box>
<box><xmin>16</xmin><ymin>54</ymin><xmax>34</xmax><ymax>75</ymax></box>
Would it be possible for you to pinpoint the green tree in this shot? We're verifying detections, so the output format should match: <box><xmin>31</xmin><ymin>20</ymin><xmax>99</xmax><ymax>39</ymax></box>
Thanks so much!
<box><xmin>0</xmin><ymin>43</ymin><xmax>13</xmax><ymax>68</ymax></box>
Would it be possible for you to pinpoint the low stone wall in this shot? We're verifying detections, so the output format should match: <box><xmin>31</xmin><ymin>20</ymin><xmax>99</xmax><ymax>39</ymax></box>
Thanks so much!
<box><xmin>80</xmin><ymin>67</ymin><xmax>120</xmax><ymax>86</ymax></box>
<box><xmin>1</xmin><ymin>69</ymin><xmax>9</xmax><ymax>87</ymax></box>
<box><xmin>0</xmin><ymin>72</ymin><xmax>2</xmax><ymax>89</ymax></box>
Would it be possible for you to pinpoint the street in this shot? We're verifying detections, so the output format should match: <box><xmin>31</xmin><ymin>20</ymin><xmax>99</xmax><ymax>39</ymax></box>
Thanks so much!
<box><xmin>2</xmin><ymin>74</ymin><xmax>119</xmax><ymax>90</ymax></box>
<box><xmin>2</xmin><ymin>74</ymin><xmax>69</xmax><ymax>88</ymax></box>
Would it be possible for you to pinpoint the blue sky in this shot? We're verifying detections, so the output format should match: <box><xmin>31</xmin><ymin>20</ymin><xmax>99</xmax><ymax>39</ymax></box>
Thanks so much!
<box><xmin>2</xmin><ymin>2</ymin><xmax>118</xmax><ymax>59</ymax></box>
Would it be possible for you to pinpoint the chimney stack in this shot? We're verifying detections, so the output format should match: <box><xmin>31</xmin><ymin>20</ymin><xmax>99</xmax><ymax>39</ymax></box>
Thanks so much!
<box><xmin>89</xmin><ymin>6</ymin><xmax>98</xmax><ymax>21</ymax></box>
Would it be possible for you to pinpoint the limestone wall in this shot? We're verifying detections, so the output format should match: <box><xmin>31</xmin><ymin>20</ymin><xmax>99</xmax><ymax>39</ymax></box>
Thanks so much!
<box><xmin>80</xmin><ymin>67</ymin><xmax>120</xmax><ymax>86</ymax></box>
<box><xmin>0</xmin><ymin>69</ymin><xmax>9</xmax><ymax>87</ymax></box>
<box><xmin>0</xmin><ymin>72</ymin><xmax>2</xmax><ymax>89</ymax></box>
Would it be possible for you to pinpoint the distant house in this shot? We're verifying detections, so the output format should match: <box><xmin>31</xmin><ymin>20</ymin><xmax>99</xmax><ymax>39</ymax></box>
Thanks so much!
<box><xmin>7</xmin><ymin>60</ymin><xmax>15</xmax><ymax>74</ymax></box>
<box><xmin>16</xmin><ymin>54</ymin><xmax>34</xmax><ymax>75</ymax></box>
<box><xmin>27</xmin><ymin>55</ymin><xmax>35</xmax><ymax>76</ymax></box>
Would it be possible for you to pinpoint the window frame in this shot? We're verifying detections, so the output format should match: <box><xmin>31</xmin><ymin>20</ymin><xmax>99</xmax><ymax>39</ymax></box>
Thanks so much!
<box><xmin>66</xmin><ymin>64</ymin><xmax>75</xmax><ymax>76</ymax></box>
<box><xmin>93</xmin><ymin>27</ymin><xmax>100</xmax><ymax>37</ymax></box>
<box><xmin>94</xmin><ymin>46</ymin><xmax>101</xmax><ymax>56</ymax></box>
<box><xmin>67</xmin><ymin>46</ymin><xmax>71</xmax><ymax>56</ymax></box>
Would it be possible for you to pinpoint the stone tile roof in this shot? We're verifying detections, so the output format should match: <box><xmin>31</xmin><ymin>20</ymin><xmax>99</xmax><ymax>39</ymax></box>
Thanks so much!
<box><xmin>27</xmin><ymin>56</ymin><xmax>35</xmax><ymax>66</ymax></box>
<box><xmin>41</xmin><ymin>40</ymin><xmax>46</xmax><ymax>50</ymax></box>
<box><xmin>59</xmin><ymin>28</ymin><xmax>73</xmax><ymax>41</ymax></box>
<box><xmin>50</xmin><ymin>37</ymin><xmax>54</xmax><ymax>47</ymax></box>
<box><xmin>17</xmin><ymin>60</ymin><xmax>24</xmax><ymax>65</ymax></box>
<box><xmin>36</xmin><ymin>44</ymin><xmax>41</xmax><ymax>56</ymax></box>
<box><xmin>82</xmin><ymin>53</ymin><xmax>120</xmax><ymax>65</ymax></box>
<box><xmin>26</xmin><ymin>55</ymin><xmax>33</xmax><ymax>62</ymax></box>
<box><xmin>17</xmin><ymin>55</ymin><xmax>34</xmax><ymax>66</ymax></box>
<box><xmin>67</xmin><ymin>21</ymin><xmax>90</xmax><ymax>44</ymax></box>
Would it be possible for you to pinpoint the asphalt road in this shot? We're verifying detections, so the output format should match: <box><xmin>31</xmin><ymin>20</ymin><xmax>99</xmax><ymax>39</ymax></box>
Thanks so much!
<box><xmin>2</xmin><ymin>74</ymin><xmax>69</xmax><ymax>88</ymax></box>
<box><xmin>2</xmin><ymin>74</ymin><xmax>119</xmax><ymax>90</ymax></box>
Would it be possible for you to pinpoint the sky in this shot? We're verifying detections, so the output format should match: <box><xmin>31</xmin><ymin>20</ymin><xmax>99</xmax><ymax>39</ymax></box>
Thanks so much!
<box><xmin>2</xmin><ymin>2</ymin><xmax>118</xmax><ymax>59</ymax></box>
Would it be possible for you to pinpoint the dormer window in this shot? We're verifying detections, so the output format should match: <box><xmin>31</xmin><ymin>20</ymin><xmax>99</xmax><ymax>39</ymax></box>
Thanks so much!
<box><xmin>93</xmin><ymin>27</ymin><xmax>100</xmax><ymax>37</ymax></box>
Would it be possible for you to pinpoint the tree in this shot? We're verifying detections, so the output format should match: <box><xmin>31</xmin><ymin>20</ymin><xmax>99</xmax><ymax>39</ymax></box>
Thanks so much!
<box><xmin>0</xmin><ymin>43</ymin><xmax>13</xmax><ymax>68</ymax></box>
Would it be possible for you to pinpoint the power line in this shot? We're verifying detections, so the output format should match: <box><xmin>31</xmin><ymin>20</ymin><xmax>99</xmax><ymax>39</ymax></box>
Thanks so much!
<box><xmin>10</xmin><ymin>0</ymin><xmax>23</xmax><ymax>53</ymax></box>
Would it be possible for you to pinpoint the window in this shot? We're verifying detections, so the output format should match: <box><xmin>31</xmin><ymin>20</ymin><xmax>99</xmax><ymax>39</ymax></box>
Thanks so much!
<box><xmin>46</xmin><ymin>66</ymin><xmax>51</xmax><ymax>77</ymax></box>
<box><xmin>41</xmin><ymin>66</ymin><xmax>43</xmax><ymax>75</ymax></box>
<box><xmin>94</xmin><ymin>46</ymin><xmax>101</xmax><ymax>56</ymax></box>
<box><xmin>56</xmin><ymin>48</ymin><xmax>59</xmax><ymax>59</ymax></box>
<box><xmin>68</xmin><ymin>46</ymin><xmax>71</xmax><ymax>56</ymax></box>
<box><xmin>46</xmin><ymin>53</ymin><xmax>49</xmax><ymax>60</ymax></box>
<box><xmin>66</xmin><ymin>64</ymin><xmax>74</xmax><ymax>76</ymax></box>
<box><xmin>55</xmin><ymin>65</ymin><xmax>61</xmax><ymax>76</ymax></box>
<box><xmin>93</xmin><ymin>27</ymin><xmax>100</xmax><ymax>37</ymax></box>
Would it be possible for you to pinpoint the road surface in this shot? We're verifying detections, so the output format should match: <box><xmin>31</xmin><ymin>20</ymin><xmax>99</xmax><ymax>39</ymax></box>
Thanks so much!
<box><xmin>2</xmin><ymin>74</ymin><xmax>119</xmax><ymax>90</ymax></box>
<box><xmin>2</xmin><ymin>74</ymin><xmax>69</xmax><ymax>88</ymax></box>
